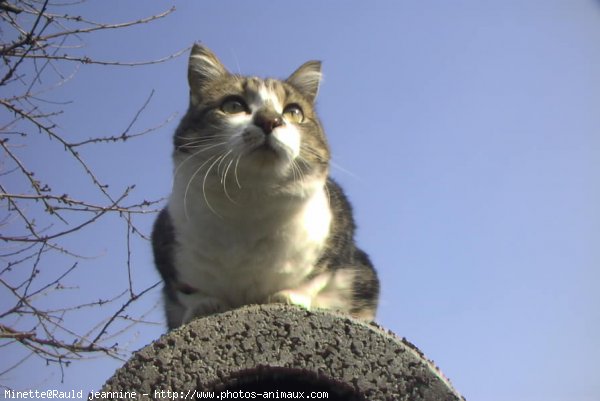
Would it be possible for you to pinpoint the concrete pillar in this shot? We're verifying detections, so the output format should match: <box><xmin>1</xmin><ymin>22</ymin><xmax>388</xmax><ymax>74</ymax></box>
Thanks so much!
<box><xmin>102</xmin><ymin>304</ymin><xmax>464</xmax><ymax>401</ymax></box>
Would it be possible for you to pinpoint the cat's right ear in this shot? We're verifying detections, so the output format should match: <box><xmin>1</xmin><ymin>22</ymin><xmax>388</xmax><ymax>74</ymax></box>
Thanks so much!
<box><xmin>188</xmin><ymin>43</ymin><xmax>228</xmax><ymax>104</ymax></box>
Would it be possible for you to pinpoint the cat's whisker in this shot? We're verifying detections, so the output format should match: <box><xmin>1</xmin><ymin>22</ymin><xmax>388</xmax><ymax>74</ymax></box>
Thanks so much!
<box><xmin>328</xmin><ymin>159</ymin><xmax>363</xmax><ymax>182</ymax></box>
<box><xmin>183</xmin><ymin>154</ymin><xmax>219</xmax><ymax>220</ymax></box>
<box><xmin>233</xmin><ymin>153</ymin><xmax>243</xmax><ymax>189</ymax></box>
<box><xmin>201</xmin><ymin>153</ymin><xmax>227</xmax><ymax>218</ymax></box>
<box><xmin>288</xmin><ymin>157</ymin><xmax>297</xmax><ymax>183</ymax></box>
<box><xmin>300</xmin><ymin>145</ymin><xmax>328</xmax><ymax>161</ymax></box>
<box><xmin>174</xmin><ymin>141</ymin><xmax>229</xmax><ymax>182</ymax></box>
<box><xmin>182</xmin><ymin>138</ymin><xmax>230</xmax><ymax>151</ymax></box>
<box><xmin>294</xmin><ymin>162</ymin><xmax>305</xmax><ymax>185</ymax></box>
<box><xmin>221</xmin><ymin>153</ymin><xmax>238</xmax><ymax>204</ymax></box>
<box><xmin>295</xmin><ymin>156</ymin><xmax>313</xmax><ymax>176</ymax></box>
<box><xmin>175</xmin><ymin>132</ymin><xmax>233</xmax><ymax>145</ymax></box>
<box><xmin>301</xmin><ymin>145</ymin><xmax>360</xmax><ymax>181</ymax></box>
<box><xmin>217</xmin><ymin>149</ymin><xmax>233</xmax><ymax>180</ymax></box>
<box><xmin>323</xmin><ymin>180</ymin><xmax>332</xmax><ymax>210</ymax></box>
<box><xmin>288</xmin><ymin>155</ymin><xmax>305</xmax><ymax>186</ymax></box>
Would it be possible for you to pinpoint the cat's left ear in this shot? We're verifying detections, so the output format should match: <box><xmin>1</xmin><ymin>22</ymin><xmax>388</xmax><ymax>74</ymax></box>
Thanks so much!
<box><xmin>286</xmin><ymin>61</ymin><xmax>322</xmax><ymax>103</ymax></box>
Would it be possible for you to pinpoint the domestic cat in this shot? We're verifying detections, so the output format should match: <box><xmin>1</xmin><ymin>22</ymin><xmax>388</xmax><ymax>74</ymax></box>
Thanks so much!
<box><xmin>152</xmin><ymin>43</ymin><xmax>379</xmax><ymax>329</ymax></box>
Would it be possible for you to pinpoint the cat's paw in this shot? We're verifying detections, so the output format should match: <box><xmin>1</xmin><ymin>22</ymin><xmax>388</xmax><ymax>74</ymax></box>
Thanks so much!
<box><xmin>182</xmin><ymin>297</ymin><xmax>227</xmax><ymax>324</ymax></box>
<box><xmin>268</xmin><ymin>290</ymin><xmax>313</xmax><ymax>310</ymax></box>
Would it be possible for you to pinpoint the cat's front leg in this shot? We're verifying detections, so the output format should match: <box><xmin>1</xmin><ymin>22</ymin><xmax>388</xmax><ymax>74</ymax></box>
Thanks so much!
<box><xmin>268</xmin><ymin>289</ymin><xmax>313</xmax><ymax>310</ymax></box>
<box><xmin>180</xmin><ymin>292</ymin><xmax>228</xmax><ymax>323</ymax></box>
<box><xmin>267</xmin><ymin>273</ymin><xmax>333</xmax><ymax>311</ymax></box>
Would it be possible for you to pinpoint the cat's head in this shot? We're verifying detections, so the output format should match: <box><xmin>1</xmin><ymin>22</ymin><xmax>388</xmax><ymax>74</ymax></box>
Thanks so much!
<box><xmin>174</xmin><ymin>43</ymin><xmax>330</xmax><ymax>192</ymax></box>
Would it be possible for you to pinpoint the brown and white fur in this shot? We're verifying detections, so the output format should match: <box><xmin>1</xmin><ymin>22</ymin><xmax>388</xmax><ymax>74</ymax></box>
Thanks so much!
<box><xmin>152</xmin><ymin>43</ymin><xmax>379</xmax><ymax>329</ymax></box>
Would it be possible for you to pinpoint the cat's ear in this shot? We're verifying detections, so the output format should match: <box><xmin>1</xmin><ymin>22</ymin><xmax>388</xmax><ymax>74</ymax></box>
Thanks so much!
<box><xmin>286</xmin><ymin>61</ymin><xmax>322</xmax><ymax>103</ymax></box>
<box><xmin>188</xmin><ymin>43</ymin><xmax>228</xmax><ymax>103</ymax></box>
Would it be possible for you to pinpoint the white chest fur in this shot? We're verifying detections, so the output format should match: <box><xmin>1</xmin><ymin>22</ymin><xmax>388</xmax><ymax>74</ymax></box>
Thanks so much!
<box><xmin>168</xmin><ymin>172</ymin><xmax>332</xmax><ymax>313</ymax></box>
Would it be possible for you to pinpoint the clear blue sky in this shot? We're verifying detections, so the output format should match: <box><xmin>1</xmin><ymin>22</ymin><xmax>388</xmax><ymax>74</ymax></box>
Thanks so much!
<box><xmin>2</xmin><ymin>1</ymin><xmax>599</xmax><ymax>400</ymax></box>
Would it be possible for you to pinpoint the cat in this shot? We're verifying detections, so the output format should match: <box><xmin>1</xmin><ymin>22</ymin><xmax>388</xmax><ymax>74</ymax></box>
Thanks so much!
<box><xmin>152</xmin><ymin>43</ymin><xmax>379</xmax><ymax>329</ymax></box>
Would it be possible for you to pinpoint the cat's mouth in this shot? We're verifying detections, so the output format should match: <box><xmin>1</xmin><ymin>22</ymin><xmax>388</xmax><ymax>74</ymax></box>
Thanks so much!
<box><xmin>240</xmin><ymin>125</ymin><xmax>298</xmax><ymax>172</ymax></box>
<box><xmin>257</xmin><ymin>138</ymin><xmax>281</xmax><ymax>153</ymax></box>
<box><xmin>246</xmin><ymin>134</ymin><xmax>289</xmax><ymax>159</ymax></box>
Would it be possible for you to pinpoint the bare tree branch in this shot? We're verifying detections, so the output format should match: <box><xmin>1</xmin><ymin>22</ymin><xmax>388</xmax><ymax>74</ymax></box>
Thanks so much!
<box><xmin>1</xmin><ymin>0</ymin><xmax>178</xmax><ymax>383</ymax></box>
<box><xmin>12</xmin><ymin>46</ymin><xmax>190</xmax><ymax>67</ymax></box>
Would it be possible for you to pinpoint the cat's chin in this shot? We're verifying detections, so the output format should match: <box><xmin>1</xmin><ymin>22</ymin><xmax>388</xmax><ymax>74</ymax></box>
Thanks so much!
<box><xmin>234</xmin><ymin>150</ymin><xmax>312</xmax><ymax>190</ymax></box>
<box><xmin>244</xmin><ymin>141</ymin><xmax>292</xmax><ymax>170</ymax></box>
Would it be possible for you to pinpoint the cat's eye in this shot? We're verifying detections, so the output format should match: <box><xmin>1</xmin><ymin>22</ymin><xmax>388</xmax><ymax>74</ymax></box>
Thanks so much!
<box><xmin>221</xmin><ymin>97</ymin><xmax>249</xmax><ymax>114</ymax></box>
<box><xmin>283</xmin><ymin>104</ymin><xmax>304</xmax><ymax>123</ymax></box>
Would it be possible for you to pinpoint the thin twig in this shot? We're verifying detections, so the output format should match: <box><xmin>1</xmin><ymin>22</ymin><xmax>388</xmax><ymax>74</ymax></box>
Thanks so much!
<box><xmin>11</xmin><ymin>46</ymin><xmax>190</xmax><ymax>67</ymax></box>
<box><xmin>0</xmin><ymin>0</ymin><xmax>176</xmax><ymax>381</ymax></box>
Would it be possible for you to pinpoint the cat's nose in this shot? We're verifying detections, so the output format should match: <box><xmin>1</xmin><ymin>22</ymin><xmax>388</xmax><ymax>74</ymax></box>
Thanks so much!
<box><xmin>254</xmin><ymin>112</ymin><xmax>284</xmax><ymax>135</ymax></box>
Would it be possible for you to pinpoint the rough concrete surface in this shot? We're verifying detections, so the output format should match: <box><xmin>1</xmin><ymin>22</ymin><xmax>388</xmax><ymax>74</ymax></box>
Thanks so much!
<box><xmin>102</xmin><ymin>304</ymin><xmax>465</xmax><ymax>401</ymax></box>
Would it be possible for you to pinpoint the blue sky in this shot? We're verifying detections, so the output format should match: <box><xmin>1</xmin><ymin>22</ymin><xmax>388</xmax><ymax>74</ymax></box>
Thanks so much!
<box><xmin>1</xmin><ymin>1</ymin><xmax>599</xmax><ymax>400</ymax></box>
